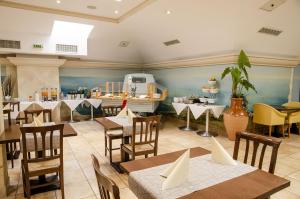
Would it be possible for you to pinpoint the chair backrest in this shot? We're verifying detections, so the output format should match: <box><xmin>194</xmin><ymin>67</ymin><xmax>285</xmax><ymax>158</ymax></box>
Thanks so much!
<box><xmin>102</xmin><ymin>105</ymin><xmax>122</xmax><ymax>117</ymax></box>
<box><xmin>20</xmin><ymin>124</ymin><xmax>64</xmax><ymax>169</ymax></box>
<box><xmin>233</xmin><ymin>132</ymin><xmax>281</xmax><ymax>174</ymax></box>
<box><xmin>24</xmin><ymin>109</ymin><xmax>52</xmax><ymax>123</ymax></box>
<box><xmin>253</xmin><ymin>103</ymin><xmax>285</xmax><ymax>126</ymax></box>
<box><xmin>91</xmin><ymin>154</ymin><xmax>120</xmax><ymax>199</ymax></box>
<box><xmin>132</xmin><ymin>115</ymin><xmax>161</xmax><ymax>150</ymax></box>
<box><xmin>282</xmin><ymin>101</ymin><xmax>300</xmax><ymax>108</ymax></box>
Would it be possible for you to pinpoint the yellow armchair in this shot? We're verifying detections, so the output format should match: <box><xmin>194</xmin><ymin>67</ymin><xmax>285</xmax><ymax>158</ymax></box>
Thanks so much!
<box><xmin>253</xmin><ymin>103</ymin><xmax>287</xmax><ymax>137</ymax></box>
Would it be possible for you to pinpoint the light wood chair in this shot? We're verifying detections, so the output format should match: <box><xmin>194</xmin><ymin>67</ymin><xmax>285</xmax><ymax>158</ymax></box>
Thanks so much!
<box><xmin>102</xmin><ymin>105</ymin><xmax>123</xmax><ymax>163</ymax></box>
<box><xmin>121</xmin><ymin>115</ymin><xmax>161</xmax><ymax>161</ymax></box>
<box><xmin>20</xmin><ymin>124</ymin><xmax>64</xmax><ymax>199</ymax></box>
<box><xmin>24</xmin><ymin>109</ymin><xmax>52</xmax><ymax>124</ymax></box>
<box><xmin>91</xmin><ymin>154</ymin><xmax>120</xmax><ymax>199</ymax></box>
<box><xmin>253</xmin><ymin>103</ymin><xmax>287</xmax><ymax>137</ymax></box>
<box><xmin>233</xmin><ymin>132</ymin><xmax>281</xmax><ymax>174</ymax></box>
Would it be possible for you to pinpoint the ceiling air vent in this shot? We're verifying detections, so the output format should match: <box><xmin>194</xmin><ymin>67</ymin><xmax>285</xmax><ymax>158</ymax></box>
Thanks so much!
<box><xmin>56</xmin><ymin>44</ymin><xmax>78</xmax><ymax>53</ymax></box>
<box><xmin>0</xmin><ymin>39</ymin><xmax>21</xmax><ymax>49</ymax></box>
<box><xmin>119</xmin><ymin>41</ymin><xmax>130</xmax><ymax>47</ymax></box>
<box><xmin>258</xmin><ymin>27</ymin><xmax>282</xmax><ymax>36</ymax></box>
<box><xmin>260</xmin><ymin>0</ymin><xmax>287</xmax><ymax>12</ymax></box>
<box><xmin>163</xmin><ymin>39</ymin><xmax>180</xmax><ymax>46</ymax></box>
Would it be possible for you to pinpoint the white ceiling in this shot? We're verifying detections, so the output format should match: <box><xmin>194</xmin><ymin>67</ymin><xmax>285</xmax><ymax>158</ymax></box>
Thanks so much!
<box><xmin>6</xmin><ymin>0</ymin><xmax>146</xmax><ymax>18</ymax></box>
<box><xmin>0</xmin><ymin>0</ymin><xmax>299</xmax><ymax>63</ymax></box>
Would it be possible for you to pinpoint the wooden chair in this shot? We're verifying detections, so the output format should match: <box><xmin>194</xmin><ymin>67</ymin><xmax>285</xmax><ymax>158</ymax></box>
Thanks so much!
<box><xmin>233</xmin><ymin>132</ymin><xmax>282</xmax><ymax>174</ymax></box>
<box><xmin>253</xmin><ymin>103</ymin><xmax>287</xmax><ymax>138</ymax></box>
<box><xmin>102</xmin><ymin>105</ymin><xmax>122</xmax><ymax>117</ymax></box>
<box><xmin>20</xmin><ymin>124</ymin><xmax>64</xmax><ymax>199</ymax></box>
<box><xmin>121</xmin><ymin>115</ymin><xmax>161</xmax><ymax>161</ymax></box>
<box><xmin>102</xmin><ymin>105</ymin><xmax>123</xmax><ymax>163</ymax></box>
<box><xmin>24</xmin><ymin>109</ymin><xmax>52</xmax><ymax>124</ymax></box>
<box><xmin>91</xmin><ymin>154</ymin><xmax>120</xmax><ymax>199</ymax></box>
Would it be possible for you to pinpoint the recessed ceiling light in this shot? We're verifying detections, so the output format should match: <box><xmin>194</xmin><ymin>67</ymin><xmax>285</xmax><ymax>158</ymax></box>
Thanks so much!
<box><xmin>56</xmin><ymin>0</ymin><xmax>61</xmax><ymax>4</ymax></box>
<box><xmin>114</xmin><ymin>10</ymin><xmax>119</xmax><ymax>14</ymax></box>
<box><xmin>115</xmin><ymin>0</ymin><xmax>122</xmax><ymax>2</ymax></box>
<box><xmin>166</xmin><ymin>10</ymin><xmax>172</xmax><ymax>15</ymax></box>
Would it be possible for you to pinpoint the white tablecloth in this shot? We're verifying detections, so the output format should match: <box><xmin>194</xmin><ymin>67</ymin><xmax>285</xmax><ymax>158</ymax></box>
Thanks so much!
<box><xmin>85</xmin><ymin>99</ymin><xmax>102</xmax><ymax>108</ymax></box>
<box><xmin>62</xmin><ymin>99</ymin><xmax>84</xmax><ymax>111</ymax></box>
<box><xmin>36</xmin><ymin>101</ymin><xmax>60</xmax><ymax>110</ymax></box>
<box><xmin>188</xmin><ymin>104</ymin><xmax>225</xmax><ymax>119</ymax></box>
<box><xmin>106</xmin><ymin>116</ymin><xmax>142</xmax><ymax>136</ymax></box>
<box><xmin>129</xmin><ymin>154</ymin><xmax>256</xmax><ymax>199</ymax></box>
<box><xmin>172</xmin><ymin>103</ymin><xmax>188</xmax><ymax>115</ymax></box>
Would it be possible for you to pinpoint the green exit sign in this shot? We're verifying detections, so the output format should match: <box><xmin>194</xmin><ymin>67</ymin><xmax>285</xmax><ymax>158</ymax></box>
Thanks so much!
<box><xmin>33</xmin><ymin>44</ymin><xmax>43</xmax><ymax>49</ymax></box>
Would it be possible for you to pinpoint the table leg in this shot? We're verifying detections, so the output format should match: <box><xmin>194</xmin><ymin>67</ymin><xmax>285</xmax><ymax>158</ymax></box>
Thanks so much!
<box><xmin>70</xmin><ymin>110</ymin><xmax>74</xmax><ymax>123</ymax></box>
<box><xmin>179</xmin><ymin>106</ymin><xmax>197</xmax><ymax>131</ymax></box>
<box><xmin>197</xmin><ymin>110</ymin><xmax>217</xmax><ymax>137</ymax></box>
<box><xmin>110</xmin><ymin>136</ymin><xmax>130</xmax><ymax>174</ymax></box>
<box><xmin>8</xmin><ymin>111</ymin><xmax>11</xmax><ymax>126</ymax></box>
<box><xmin>90</xmin><ymin>106</ymin><xmax>94</xmax><ymax>121</ymax></box>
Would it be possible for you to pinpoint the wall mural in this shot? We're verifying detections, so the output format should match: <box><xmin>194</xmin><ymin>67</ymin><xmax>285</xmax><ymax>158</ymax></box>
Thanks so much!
<box><xmin>292</xmin><ymin>66</ymin><xmax>300</xmax><ymax>101</ymax></box>
<box><xmin>59</xmin><ymin>67</ymin><xmax>141</xmax><ymax>115</ymax></box>
<box><xmin>59</xmin><ymin>66</ymin><xmax>294</xmax><ymax>114</ymax></box>
<box><xmin>149</xmin><ymin>65</ymin><xmax>292</xmax><ymax>113</ymax></box>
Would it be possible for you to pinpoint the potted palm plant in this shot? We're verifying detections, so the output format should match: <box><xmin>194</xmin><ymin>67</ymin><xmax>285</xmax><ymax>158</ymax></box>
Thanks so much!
<box><xmin>2</xmin><ymin>75</ymin><xmax>15</xmax><ymax>101</ymax></box>
<box><xmin>221</xmin><ymin>50</ymin><xmax>257</xmax><ymax>140</ymax></box>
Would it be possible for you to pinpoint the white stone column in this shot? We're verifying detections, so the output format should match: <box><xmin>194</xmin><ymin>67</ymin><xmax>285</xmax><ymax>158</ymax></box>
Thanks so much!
<box><xmin>0</xmin><ymin>85</ymin><xmax>8</xmax><ymax>197</ymax></box>
<box><xmin>7</xmin><ymin>57</ymin><xmax>66</xmax><ymax>101</ymax></box>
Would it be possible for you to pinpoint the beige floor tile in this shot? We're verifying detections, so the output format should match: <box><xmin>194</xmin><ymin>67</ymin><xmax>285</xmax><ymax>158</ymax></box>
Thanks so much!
<box><xmin>6</xmin><ymin>118</ymin><xmax>300</xmax><ymax>199</ymax></box>
<box><xmin>57</xmin><ymin>180</ymin><xmax>94</xmax><ymax>199</ymax></box>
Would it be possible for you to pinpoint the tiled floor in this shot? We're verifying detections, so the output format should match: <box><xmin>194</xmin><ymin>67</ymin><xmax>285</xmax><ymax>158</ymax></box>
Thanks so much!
<box><xmin>4</xmin><ymin>117</ymin><xmax>300</xmax><ymax>199</ymax></box>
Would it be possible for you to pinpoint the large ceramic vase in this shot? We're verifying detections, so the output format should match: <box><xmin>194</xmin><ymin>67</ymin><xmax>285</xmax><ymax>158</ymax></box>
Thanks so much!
<box><xmin>223</xmin><ymin>98</ymin><xmax>249</xmax><ymax>141</ymax></box>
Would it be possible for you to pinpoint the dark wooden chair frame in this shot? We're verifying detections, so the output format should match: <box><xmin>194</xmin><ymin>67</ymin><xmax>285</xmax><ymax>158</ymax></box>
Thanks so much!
<box><xmin>20</xmin><ymin>124</ymin><xmax>64</xmax><ymax>199</ymax></box>
<box><xmin>101</xmin><ymin>105</ymin><xmax>123</xmax><ymax>117</ymax></box>
<box><xmin>233</xmin><ymin>132</ymin><xmax>282</xmax><ymax>174</ymax></box>
<box><xmin>91</xmin><ymin>154</ymin><xmax>120</xmax><ymax>199</ymax></box>
<box><xmin>102</xmin><ymin>105</ymin><xmax>123</xmax><ymax>163</ymax></box>
<box><xmin>24</xmin><ymin>109</ymin><xmax>52</xmax><ymax>124</ymax></box>
<box><xmin>121</xmin><ymin>115</ymin><xmax>161</xmax><ymax>161</ymax></box>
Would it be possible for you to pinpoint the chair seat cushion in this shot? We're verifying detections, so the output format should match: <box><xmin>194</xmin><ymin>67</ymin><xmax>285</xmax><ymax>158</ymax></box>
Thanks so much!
<box><xmin>123</xmin><ymin>143</ymin><xmax>154</xmax><ymax>153</ymax></box>
<box><xmin>106</xmin><ymin>130</ymin><xmax>123</xmax><ymax>136</ymax></box>
<box><xmin>28</xmin><ymin>158</ymin><xmax>60</xmax><ymax>172</ymax></box>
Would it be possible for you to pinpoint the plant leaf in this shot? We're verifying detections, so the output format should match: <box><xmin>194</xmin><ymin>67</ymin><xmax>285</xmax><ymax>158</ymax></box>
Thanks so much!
<box><xmin>221</xmin><ymin>67</ymin><xmax>231</xmax><ymax>79</ymax></box>
<box><xmin>238</xmin><ymin>50</ymin><xmax>251</xmax><ymax>68</ymax></box>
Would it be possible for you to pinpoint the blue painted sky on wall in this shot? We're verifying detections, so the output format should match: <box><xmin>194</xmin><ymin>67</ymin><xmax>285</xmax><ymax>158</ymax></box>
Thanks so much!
<box><xmin>149</xmin><ymin>65</ymin><xmax>291</xmax><ymax>112</ymax></box>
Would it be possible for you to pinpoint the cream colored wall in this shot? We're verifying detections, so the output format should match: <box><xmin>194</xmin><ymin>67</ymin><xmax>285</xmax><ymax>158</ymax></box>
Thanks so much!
<box><xmin>17</xmin><ymin>65</ymin><xmax>59</xmax><ymax>100</ymax></box>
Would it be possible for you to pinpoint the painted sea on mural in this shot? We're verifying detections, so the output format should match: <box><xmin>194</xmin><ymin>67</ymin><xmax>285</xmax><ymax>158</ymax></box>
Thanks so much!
<box><xmin>149</xmin><ymin>65</ymin><xmax>291</xmax><ymax>112</ymax></box>
<box><xmin>59</xmin><ymin>66</ymin><xmax>292</xmax><ymax>113</ymax></box>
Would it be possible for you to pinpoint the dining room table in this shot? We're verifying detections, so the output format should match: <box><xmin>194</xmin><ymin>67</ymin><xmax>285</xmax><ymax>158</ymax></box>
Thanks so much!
<box><xmin>0</xmin><ymin>121</ymin><xmax>77</xmax><ymax>168</ymax></box>
<box><xmin>120</xmin><ymin>147</ymin><xmax>290</xmax><ymax>199</ymax></box>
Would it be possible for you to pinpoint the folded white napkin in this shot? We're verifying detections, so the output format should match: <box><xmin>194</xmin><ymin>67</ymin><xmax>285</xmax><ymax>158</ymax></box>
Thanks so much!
<box><xmin>117</xmin><ymin>106</ymin><xmax>127</xmax><ymax>117</ymax></box>
<box><xmin>3</xmin><ymin>103</ymin><xmax>10</xmax><ymax>110</ymax></box>
<box><xmin>160</xmin><ymin>149</ymin><xmax>190</xmax><ymax>190</ymax></box>
<box><xmin>128</xmin><ymin>108</ymin><xmax>136</xmax><ymax>124</ymax></box>
<box><xmin>33</xmin><ymin>113</ymin><xmax>44</xmax><ymax>127</ymax></box>
<box><xmin>211</xmin><ymin>137</ymin><xmax>237</xmax><ymax>166</ymax></box>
